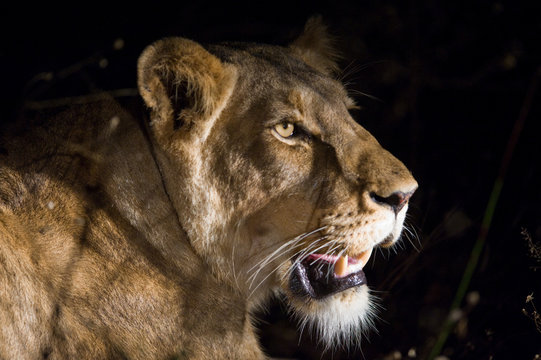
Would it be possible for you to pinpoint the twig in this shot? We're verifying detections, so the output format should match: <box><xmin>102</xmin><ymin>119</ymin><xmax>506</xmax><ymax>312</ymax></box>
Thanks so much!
<box><xmin>427</xmin><ymin>65</ymin><xmax>541</xmax><ymax>360</ymax></box>
<box><xmin>522</xmin><ymin>293</ymin><xmax>541</xmax><ymax>334</ymax></box>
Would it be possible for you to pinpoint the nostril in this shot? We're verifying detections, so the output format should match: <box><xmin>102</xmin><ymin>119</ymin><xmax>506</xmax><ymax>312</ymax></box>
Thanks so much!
<box><xmin>370</xmin><ymin>191</ymin><xmax>413</xmax><ymax>214</ymax></box>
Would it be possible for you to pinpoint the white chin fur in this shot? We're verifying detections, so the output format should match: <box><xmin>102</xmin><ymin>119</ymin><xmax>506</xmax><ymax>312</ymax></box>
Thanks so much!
<box><xmin>286</xmin><ymin>285</ymin><xmax>378</xmax><ymax>350</ymax></box>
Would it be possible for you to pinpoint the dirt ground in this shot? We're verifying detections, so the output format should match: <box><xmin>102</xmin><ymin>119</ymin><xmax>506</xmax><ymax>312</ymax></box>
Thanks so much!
<box><xmin>2</xmin><ymin>1</ymin><xmax>540</xmax><ymax>359</ymax></box>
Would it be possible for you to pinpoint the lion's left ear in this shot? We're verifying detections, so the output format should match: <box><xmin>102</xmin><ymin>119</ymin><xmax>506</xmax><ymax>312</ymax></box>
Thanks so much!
<box><xmin>137</xmin><ymin>37</ymin><xmax>237</xmax><ymax>142</ymax></box>
<box><xmin>289</xmin><ymin>16</ymin><xmax>340</xmax><ymax>75</ymax></box>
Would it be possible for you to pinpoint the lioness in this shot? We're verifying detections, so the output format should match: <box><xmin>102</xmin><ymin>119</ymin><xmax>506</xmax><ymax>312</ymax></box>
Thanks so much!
<box><xmin>0</xmin><ymin>18</ymin><xmax>417</xmax><ymax>359</ymax></box>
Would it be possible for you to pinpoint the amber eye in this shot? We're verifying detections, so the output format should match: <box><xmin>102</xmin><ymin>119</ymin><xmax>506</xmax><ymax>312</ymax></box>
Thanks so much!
<box><xmin>274</xmin><ymin>122</ymin><xmax>295</xmax><ymax>138</ymax></box>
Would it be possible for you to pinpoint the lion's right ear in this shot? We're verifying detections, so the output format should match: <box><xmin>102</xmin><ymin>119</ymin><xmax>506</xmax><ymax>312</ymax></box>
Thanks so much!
<box><xmin>137</xmin><ymin>38</ymin><xmax>237</xmax><ymax>142</ymax></box>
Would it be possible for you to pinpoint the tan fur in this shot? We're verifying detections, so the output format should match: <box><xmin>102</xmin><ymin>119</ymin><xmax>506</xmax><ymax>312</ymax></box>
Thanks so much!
<box><xmin>0</xmin><ymin>19</ymin><xmax>417</xmax><ymax>359</ymax></box>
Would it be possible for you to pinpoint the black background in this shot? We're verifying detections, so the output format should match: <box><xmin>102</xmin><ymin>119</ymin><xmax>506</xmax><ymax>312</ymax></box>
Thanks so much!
<box><xmin>2</xmin><ymin>1</ymin><xmax>541</xmax><ymax>359</ymax></box>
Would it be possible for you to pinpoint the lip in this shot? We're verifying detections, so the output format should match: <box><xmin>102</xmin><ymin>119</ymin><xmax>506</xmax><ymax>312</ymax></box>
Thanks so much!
<box><xmin>289</xmin><ymin>249</ymin><xmax>373</xmax><ymax>300</ymax></box>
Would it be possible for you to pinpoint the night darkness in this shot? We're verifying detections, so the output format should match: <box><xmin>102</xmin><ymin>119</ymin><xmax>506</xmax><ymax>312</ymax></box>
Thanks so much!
<box><xmin>2</xmin><ymin>1</ymin><xmax>541</xmax><ymax>359</ymax></box>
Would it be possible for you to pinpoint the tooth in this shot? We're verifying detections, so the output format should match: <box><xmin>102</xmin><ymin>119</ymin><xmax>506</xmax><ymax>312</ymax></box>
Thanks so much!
<box><xmin>334</xmin><ymin>255</ymin><xmax>348</xmax><ymax>277</ymax></box>
<box><xmin>358</xmin><ymin>248</ymin><xmax>373</xmax><ymax>268</ymax></box>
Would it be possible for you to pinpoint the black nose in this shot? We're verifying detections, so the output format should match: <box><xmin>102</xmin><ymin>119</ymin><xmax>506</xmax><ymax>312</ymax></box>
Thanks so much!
<box><xmin>370</xmin><ymin>191</ymin><xmax>414</xmax><ymax>214</ymax></box>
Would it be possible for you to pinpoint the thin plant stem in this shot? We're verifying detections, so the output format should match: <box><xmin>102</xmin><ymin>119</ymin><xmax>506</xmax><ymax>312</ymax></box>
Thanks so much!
<box><xmin>427</xmin><ymin>66</ymin><xmax>541</xmax><ymax>360</ymax></box>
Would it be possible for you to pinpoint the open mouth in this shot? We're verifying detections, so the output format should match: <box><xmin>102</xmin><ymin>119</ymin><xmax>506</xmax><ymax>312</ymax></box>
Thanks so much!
<box><xmin>289</xmin><ymin>248</ymin><xmax>373</xmax><ymax>300</ymax></box>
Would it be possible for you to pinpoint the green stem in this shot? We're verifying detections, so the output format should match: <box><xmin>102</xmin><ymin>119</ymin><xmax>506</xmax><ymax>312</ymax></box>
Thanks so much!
<box><xmin>426</xmin><ymin>67</ymin><xmax>540</xmax><ymax>360</ymax></box>
<box><xmin>427</xmin><ymin>179</ymin><xmax>502</xmax><ymax>360</ymax></box>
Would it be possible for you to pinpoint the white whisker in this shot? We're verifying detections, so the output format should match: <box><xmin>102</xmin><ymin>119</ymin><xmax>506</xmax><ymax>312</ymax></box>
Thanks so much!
<box><xmin>248</xmin><ymin>226</ymin><xmax>326</xmax><ymax>276</ymax></box>
<box><xmin>247</xmin><ymin>237</ymin><xmax>306</xmax><ymax>289</ymax></box>
<box><xmin>313</xmin><ymin>241</ymin><xmax>342</xmax><ymax>275</ymax></box>
<box><xmin>282</xmin><ymin>236</ymin><xmax>334</xmax><ymax>282</ymax></box>
<box><xmin>247</xmin><ymin>227</ymin><xmax>328</xmax><ymax>297</ymax></box>
<box><xmin>326</xmin><ymin>247</ymin><xmax>348</xmax><ymax>280</ymax></box>
<box><xmin>280</xmin><ymin>240</ymin><xmax>328</xmax><ymax>284</ymax></box>
<box><xmin>248</xmin><ymin>236</ymin><xmax>328</xmax><ymax>298</ymax></box>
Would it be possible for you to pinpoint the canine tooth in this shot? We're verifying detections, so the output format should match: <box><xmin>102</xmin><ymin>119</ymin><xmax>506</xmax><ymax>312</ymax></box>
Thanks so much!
<box><xmin>334</xmin><ymin>255</ymin><xmax>348</xmax><ymax>277</ymax></box>
<box><xmin>357</xmin><ymin>248</ymin><xmax>373</xmax><ymax>268</ymax></box>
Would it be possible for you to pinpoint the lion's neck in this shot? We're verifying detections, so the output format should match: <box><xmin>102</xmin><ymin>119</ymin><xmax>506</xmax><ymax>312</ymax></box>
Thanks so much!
<box><xmin>95</xmin><ymin>105</ymin><xmax>198</xmax><ymax>274</ymax></box>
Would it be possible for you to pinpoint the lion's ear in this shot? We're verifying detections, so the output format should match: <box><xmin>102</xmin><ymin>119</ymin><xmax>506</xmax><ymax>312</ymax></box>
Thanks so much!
<box><xmin>289</xmin><ymin>16</ymin><xmax>340</xmax><ymax>75</ymax></box>
<box><xmin>137</xmin><ymin>38</ymin><xmax>237</xmax><ymax>141</ymax></box>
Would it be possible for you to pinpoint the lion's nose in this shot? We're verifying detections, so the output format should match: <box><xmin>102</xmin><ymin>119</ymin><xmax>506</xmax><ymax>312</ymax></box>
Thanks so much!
<box><xmin>370</xmin><ymin>190</ymin><xmax>415</xmax><ymax>215</ymax></box>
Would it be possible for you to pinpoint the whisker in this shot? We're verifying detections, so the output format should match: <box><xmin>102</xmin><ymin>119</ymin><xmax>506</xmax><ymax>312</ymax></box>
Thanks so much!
<box><xmin>338</xmin><ymin>60</ymin><xmax>386</xmax><ymax>83</ymax></box>
<box><xmin>292</xmin><ymin>236</ymin><xmax>331</xmax><ymax>263</ymax></box>
<box><xmin>248</xmin><ymin>236</ymin><xmax>330</xmax><ymax>297</ymax></box>
<box><xmin>402</xmin><ymin>223</ymin><xmax>419</xmax><ymax>252</ymax></box>
<box><xmin>308</xmin><ymin>239</ymin><xmax>341</xmax><ymax>266</ymax></box>
<box><xmin>375</xmin><ymin>246</ymin><xmax>386</xmax><ymax>263</ymax></box>
<box><xmin>406</xmin><ymin>220</ymin><xmax>422</xmax><ymax>250</ymax></box>
<box><xmin>230</xmin><ymin>222</ymin><xmax>241</xmax><ymax>291</ymax></box>
<box><xmin>247</xmin><ymin>227</ymin><xmax>321</xmax><ymax>274</ymax></box>
<box><xmin>290</xmin><ymin>238</ymin><xmax>343</xmax><ymax>283</ymax></box>
<box><xmin>326</xmin><ymin>247</ymin><xmax>348</xmax><ymax>280</ymax></box>
<box><xmin>281</xmin><ymin>236</ymin><xmax>333</xmax><ymax>282</ymax></box>
<box><xmin>313</xmin><ymin>240</ymin><xmax>342</xmax><ymax>274</ymax></box>
<box><xmin>247</xmin><ymin>227</ymin><xmax>327</xmax><ymax>283</ymax></box>
<box><xmin>247</xmin><ymin>229</ymin><xmax>329</xmax><ymax>296</ymax></box>
<box><xmin>247</xmin><ymin>237</ymin><xmax>308</xmax><ymax>289</ymax></box>
<box><xmin>247</xmin><ymin>236</ymin><xmax>300</xmax><ymax>281</ymax></box>
<box><xmin>347</xmin><ymin>89</ymin><xmax>383</xmax><ymax>102</ymax></box>
<box><xmin>286</xmin><ymin>238</ymin><xmax>329</xmax><ymax>272</ymax></box>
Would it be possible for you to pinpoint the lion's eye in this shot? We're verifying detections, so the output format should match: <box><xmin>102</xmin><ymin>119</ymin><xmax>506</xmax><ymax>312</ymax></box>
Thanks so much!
<box><xmin>274</xmin><ymin>122</ymin><xmax>295</xmax><ymax>138</ymax></box>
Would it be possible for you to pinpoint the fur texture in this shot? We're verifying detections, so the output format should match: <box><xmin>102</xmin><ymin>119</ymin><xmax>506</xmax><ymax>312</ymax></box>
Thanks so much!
<box><xmin>0</xmin><ymin>18</ymin><xmax>417</xmax><ymax>359</ymax></box>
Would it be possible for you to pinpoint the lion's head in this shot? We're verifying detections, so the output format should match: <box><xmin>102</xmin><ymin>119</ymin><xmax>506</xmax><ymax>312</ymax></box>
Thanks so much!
<box><xmin>137</xmin><ymin>17</ymin><xmax>417</xmax><ymax>348</ymax></box>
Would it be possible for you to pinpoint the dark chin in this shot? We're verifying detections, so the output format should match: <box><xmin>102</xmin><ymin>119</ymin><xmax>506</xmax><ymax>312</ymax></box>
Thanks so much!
<box><xmin>289</xmin><ymin>258</ymin><xmax>367</xmax><ymax>300</ymax></box>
